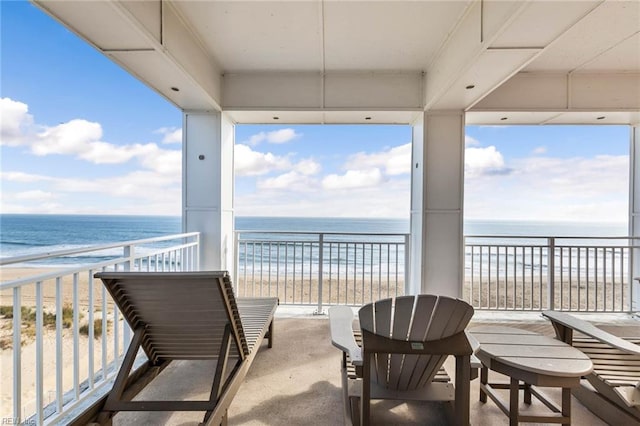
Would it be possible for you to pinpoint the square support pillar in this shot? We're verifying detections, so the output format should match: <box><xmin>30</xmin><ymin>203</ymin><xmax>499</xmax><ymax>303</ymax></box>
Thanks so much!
<box><xmin>410</xmin><ymin>111</ymin><xmax>465</xmax><ymax>297</ymax></box>
<box><xmin>183</xmin><ymin>111</ymin><xmax>235</xmax><ymax>272</ymax></box>
<box><xmin>630</xmin><ymin>125</ymin><xmax>640</xmax><ymax>312</ymax></box>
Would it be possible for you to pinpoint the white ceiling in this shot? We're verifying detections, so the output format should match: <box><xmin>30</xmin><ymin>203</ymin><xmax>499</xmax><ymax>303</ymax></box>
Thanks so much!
<box><xmin>34</xmin><ymin>0</ymin><xmax>640</xmax><ymax>125</ymax></box>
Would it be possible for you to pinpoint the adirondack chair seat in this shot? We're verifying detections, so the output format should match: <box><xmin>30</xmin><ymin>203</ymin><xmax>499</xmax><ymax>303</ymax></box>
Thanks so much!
<box><xmin>542</xmin><ymin>310</ymin><xmax>640</xmax><ymax>425</ymax></box>
<box><xmin>85</xmin><ymin>271</ymin><xmax>278</xmax><ymax>426</ymax></box>
<box><xmin>330</xmin><ymin>295</ymin><xmax>474</xmax><ymax>426</ymax></box>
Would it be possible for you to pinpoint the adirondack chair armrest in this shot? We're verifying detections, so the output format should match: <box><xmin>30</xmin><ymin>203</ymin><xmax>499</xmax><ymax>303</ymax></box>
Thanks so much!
<box><xmin>329</xmin><ymin>306</ymin><xmax>363</xmax><ymax>365</ymax></box>
<box><xmin>542</xmin><ymin>310</ymin><xmax>640</xmax><ymax>356</ymax></box>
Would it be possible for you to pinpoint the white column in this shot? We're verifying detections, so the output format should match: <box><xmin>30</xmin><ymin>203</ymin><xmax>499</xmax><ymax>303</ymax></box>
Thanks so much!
<box><xmin>182</xmin><ymin>111</ymin><xmax>235</xmax><ymax>272</ymax></box>
<box><xmin>410</xmin><ymin>111</ymin><xmax>465</xmax><ymax>297</ymax></box>
<box><xmin>629</xmin><ymin>125</ymin><xmax>640</xmax><ymax>312</ymax></box>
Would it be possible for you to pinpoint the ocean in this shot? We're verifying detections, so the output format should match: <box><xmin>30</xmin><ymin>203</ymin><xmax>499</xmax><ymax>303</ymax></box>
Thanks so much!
<box><xmin>0</xmin><ymin>214</ymin><xmax>628</xmax><ymax>267</ymax></box>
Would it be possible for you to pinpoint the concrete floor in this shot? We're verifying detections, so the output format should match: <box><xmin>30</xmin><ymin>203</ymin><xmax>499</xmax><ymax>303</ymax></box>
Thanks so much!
<box><xmin>113</xmin><ymin>311</ymin><xmax>639</xmax><ymax>425</ymax></box>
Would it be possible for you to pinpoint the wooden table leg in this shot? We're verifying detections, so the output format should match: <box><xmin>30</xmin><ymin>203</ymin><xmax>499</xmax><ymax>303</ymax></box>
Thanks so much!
<box><xmin>510</xmin><ymin>377</ymin><xmax>519</xmax><ymax>426</ymax></box>
<box><xmin>524</xmin><ymin>383</ymin><xmax>531</xmax><ymax>404</ymax></box>
<box><xmin>480</xmin><ymin>366</ymin><xmax>488</xmax><ymax>403</ymax></box>
<box><xmin>562</xmin><ymin>387</ymin><xmax>571</xmax><ymax>426</ymax></box>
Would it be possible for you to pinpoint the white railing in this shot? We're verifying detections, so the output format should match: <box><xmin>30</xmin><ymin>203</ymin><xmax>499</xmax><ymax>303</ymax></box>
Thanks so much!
<box><xmin>0</xmin><ymin>232</ymin><xmax>199</xmax><ymax>425</ymax></box>
<box><xmin>234</xmin><ymin>231</ymin><xmax>410</xmax><ymax>313</ymax></box>
<box><xmin>236</xmin><ymin>232</ymin><xmax>638</xmax><ymax>314</ymax></box>
<box><xmin>465</xmin><ymin>235</ymin><xmax>638</xmax><ymax>312</ymax></box>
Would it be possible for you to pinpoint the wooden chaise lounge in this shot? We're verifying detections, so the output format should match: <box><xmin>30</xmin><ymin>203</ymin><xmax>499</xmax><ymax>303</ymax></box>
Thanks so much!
<box><xmin>79</xmin><ymin>271</ymin><xmax>278</xmax><ymax>426</ymax></box>
<box><xmin>542</xmin><ymin>310</ymin><xmax>640</xmax><ymax>425</ymax></box>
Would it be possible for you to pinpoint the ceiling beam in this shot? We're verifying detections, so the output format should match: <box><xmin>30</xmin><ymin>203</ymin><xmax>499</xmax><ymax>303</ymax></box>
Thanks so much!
<box><xmin>472</xmin><ymin>72</ymin><xmax>640</xmax><ymax>112</ymax></box>
<box><xmin>222</xmin><ymin>72</ymin><xmax>424</xmax><ymax>111</ymax></box>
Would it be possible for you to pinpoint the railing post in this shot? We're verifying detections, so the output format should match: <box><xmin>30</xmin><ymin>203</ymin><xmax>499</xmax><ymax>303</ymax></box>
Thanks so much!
<box><xmin>547</xmin><ymin>237</ymin><xmax>555</xmax><ymax>310</ymax></box>
<box><xmin>13</xmin><ymin>287</ymin><xmax>21</xmax><ymax>421</ymax></box>
<box><xmin>630</xmin><ymin>238</ymin><xmax>636</xmax><ymax>313</ymax></box>
<box><xmin>315</xmin><ymin>233</ymin><xmax>325</xmax><ymax>315</ymax></box>
<box><xmin>404</xmin><ymin>234</ymin><xmax>411</xmax><ymax>295</ymax></box>
<box><xmin>234</xmin><ymin>231</ymin><xmax>239</xmax><ymax>288</ymax></box>
<box><xmin>195</xmin><ymin>233</ymin><xmax>200</xmax><ymax>270</ymax></box>
<box><xmin>123</xmin><ymin>244</ymin><xmax>134</xmax><ymax>271</ymax></box>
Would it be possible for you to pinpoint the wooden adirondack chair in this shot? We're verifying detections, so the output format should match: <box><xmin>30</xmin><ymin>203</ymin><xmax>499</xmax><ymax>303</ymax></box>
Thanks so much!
<box><xmin>330</xmin><ymin>295</ymin><xmax>474</xmax><ymax>425</ymax></box>
<box><xmin>83</xmin><ymin>271</ymin><xmax>278</xmax><ymax>426</ymax></box>
<box><xmin>543</xmin><ymin>310</ymin><xmax>640</xmax><ymax>425</ymax></box>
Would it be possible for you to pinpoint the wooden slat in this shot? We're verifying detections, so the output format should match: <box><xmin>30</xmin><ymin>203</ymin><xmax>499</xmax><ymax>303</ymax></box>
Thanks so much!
<box><xmin>373</xmin><ymin>299</ymin><xmax>393</xmax><ymax>386</ymax></box>
<box><xmin>397</xmin><ymin>295</ymin><xmax>436</xmax><ymax>390</ymax></box>
<box><xmin>415</xmin><ymin>297</ymin><xmax>473</xmax><ymax>389</ymax></box>
<box><xmin>388</xmin><ymin>297</ymin><xmax>416</xmax><ymax>389</ymax></box>
<box><xmin>543</xmin><ymin>311</ymin><xmax>640</xmax><ymax>355</ymax></box>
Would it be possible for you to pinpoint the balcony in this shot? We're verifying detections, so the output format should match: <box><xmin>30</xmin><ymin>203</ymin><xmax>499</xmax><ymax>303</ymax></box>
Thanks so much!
<box><xmin>1</xmin><ymin>231</ymin><xmax>638</xmax><ymax>424</ymax></box>
<box><xmin>108</xmin><ymin>311</ymin><xmax>637</xmax><ymax>425</ymax></box>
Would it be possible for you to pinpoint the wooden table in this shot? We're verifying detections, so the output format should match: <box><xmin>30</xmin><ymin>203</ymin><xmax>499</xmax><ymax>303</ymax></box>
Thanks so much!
<box><xmin>469</xmin><ymin>326</ymin><xmax>593</xmax><ymax>426</ymax></box>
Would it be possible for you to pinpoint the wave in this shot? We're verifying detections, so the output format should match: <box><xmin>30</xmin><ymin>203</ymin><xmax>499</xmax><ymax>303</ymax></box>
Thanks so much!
<box><xmin>0</xmin><ymin>240</ymin><xmax>50</xmax><ymax>247</ymax></box>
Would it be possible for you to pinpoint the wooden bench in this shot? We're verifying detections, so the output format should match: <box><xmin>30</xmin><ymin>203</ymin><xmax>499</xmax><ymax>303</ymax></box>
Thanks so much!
<box><xmin>542</xmin><ymin>310</ymin><xmax>640</xmax><ymax>425</ymax></box>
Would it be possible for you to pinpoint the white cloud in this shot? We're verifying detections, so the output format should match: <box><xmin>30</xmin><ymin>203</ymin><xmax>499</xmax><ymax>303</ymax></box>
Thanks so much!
<box><xmin>237</xmin><ymin>177</ymin><xmax>410</xmax><ymax>218</ymax></box>
<box><xmin>294</xmin><ymin>158</ymin><xmax>321</xmax><ymax>176</ymax></box>
<box><xmin>465</xmin><ymin>145</ymin><xmax>510</xmax><ymax>177</ymax></box>
<box><xmin>2</xmin><ymin>98</ymin><xmax>181</xmax><ymax>172</ymax></box>
<box><xmin>246</xmin><ymin>128</ymin><xmax>301</xmax><ymax>145</ymax></box>
<box><xmin>1</xmin><ymin>171</ymin><xmax>52</xmax><ymax>183</ymax></box>
<box><xmin>234</xmin><ymin>144</ymin><xmax>291</xmax><ymax>176</ymax></box>
<box><xmin>465</xmin><ymin>154</ymin><xmax>628</xmax><ymax>222</ymax></box>
<box><xmin>465</xmin><ymin>135</ymin><xmax>480</xmax><ymax>146</ymax></box>
<box><xmin>533</xmin><ymin>146</ymin><xmax>547</xmax><ymax>155</ymax></box>
<box><xmin>1</xmin><ymin>97</ymin><xmax>35</xmax><ymax>146</ymax></box>
<box><xmin>32</xmin><ymin>119</ymin><xmax>103</xmax><ymax>156</ymax></box>
<box><xmin>139</xmin><ymin>145</ymin><xmax>182</xmax><ymax>175</ymax></box>
<box><xmin>31</xmin><ymin>119</ymin><xmax>178</xmax><ymax>168</ymax></box>
<box><xmin>322</xmin><ymin>168</ymin><xmax>384</xmax><ymax>190</ymax></box>
<box><xmin>343</xmin><ymin>143</ymin><xmax>411</xmax><ymax>176</ymax></box>
<box><xmin>1</xmin><ymin>97</ymin><xmax>182</xmax><ymax>215</ymax></box>
<box><xmin>155</xmin><ymin>127</ymin><xmax>182</xmax><ymax>144</ymax></box>
<box><xmin>14</xmin><ymin>190</ymin><xmax>55</xmax><ymax>201</ymax></box>
<box><xmin>257</xmin><ymin>171</ymin><xmax>318</xmax><ymax>191</ymax></box>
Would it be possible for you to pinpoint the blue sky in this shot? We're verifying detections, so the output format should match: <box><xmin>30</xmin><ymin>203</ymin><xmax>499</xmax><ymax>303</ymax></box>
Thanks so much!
<box><xmin>0</xmin><ymin>2</ymin><xmax>630</xmax><ymax>223</ymax></box>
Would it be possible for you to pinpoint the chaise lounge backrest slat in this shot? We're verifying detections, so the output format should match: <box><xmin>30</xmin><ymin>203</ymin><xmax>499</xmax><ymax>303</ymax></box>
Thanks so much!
<box><xmin>99</xmin><ymin>271</ymin><xmax>250</xmax><ymax>363</ymax></box>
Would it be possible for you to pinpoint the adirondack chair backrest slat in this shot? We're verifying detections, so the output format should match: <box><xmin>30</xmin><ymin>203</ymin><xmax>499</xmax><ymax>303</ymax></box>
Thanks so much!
<box><xmin>414</xmin><ymin>297</ymin><xmax>474</xmax><ymax>388</ymax></box>
<box><xmin>373</xmin><ymin>299</ymin><xmax>393</xmax><ymax>385</ymax></box>
<box><xmin>388</xmin><ymin>297</ymin><xmax>417</xmax><ymax>389</ymax></box>
<box><xmin>359</xmin><ymin>295</ymin><xmax>473</xmax><ymax>392</ymax></box>
<box><xmin>398</xmin><ymin>295</ymin><xmax>437</xmax><ymax>390</ymax></box>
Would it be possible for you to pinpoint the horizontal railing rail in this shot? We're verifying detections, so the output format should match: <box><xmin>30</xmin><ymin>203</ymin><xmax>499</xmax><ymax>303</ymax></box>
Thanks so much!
<box><xmin>464</xmin><ymin>235</ymin><xmax>639</xmax><ymax>312</ymax></box>
<box><xmin>234</xmin><ymin>231</ymin><xmax>410</xmax><ymax>313</ymax></box>
<box><xmin>0</xmin><ymin>232</ymin><xmax>200</xmax><ymax>425</ymax></box>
